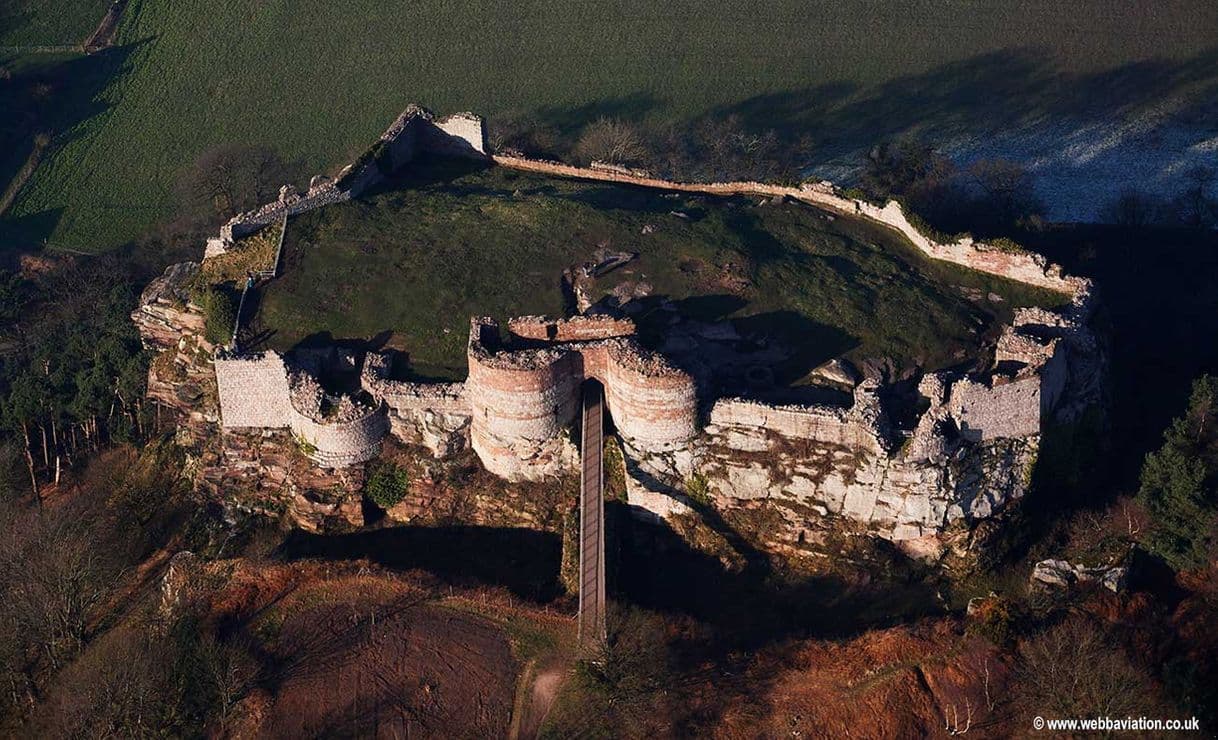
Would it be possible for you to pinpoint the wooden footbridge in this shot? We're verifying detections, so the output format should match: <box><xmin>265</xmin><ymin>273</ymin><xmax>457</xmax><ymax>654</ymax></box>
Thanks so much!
<box><xmin>577</xmin><ymin>382</ymin><xmax>607</xmax><ymax>652</ymax></box>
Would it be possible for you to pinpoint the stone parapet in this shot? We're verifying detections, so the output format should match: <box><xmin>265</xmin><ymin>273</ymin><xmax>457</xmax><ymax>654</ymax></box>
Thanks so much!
<box><xmin>507</xmin><ymin>314</ymin><xmax>635</xmax><ymax>342</ymax></box>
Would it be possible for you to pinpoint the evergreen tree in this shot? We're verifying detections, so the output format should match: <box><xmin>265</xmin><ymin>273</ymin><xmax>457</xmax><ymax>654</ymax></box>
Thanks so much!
<box><xmin>1138</xmin><ymin>375</ymin><xmax>1218</xmax><ymax>571</ymax></box>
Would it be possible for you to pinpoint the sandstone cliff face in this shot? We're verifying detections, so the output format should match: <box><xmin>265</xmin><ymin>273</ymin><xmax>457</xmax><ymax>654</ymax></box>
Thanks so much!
<box><xmin>616</xmin><ymin>408</ymin><xmax>1037</xmax><ymax>562</ymax></box>
<box><xmin>131</xmin><ymin>262</ymin><xmax>219</xmax><ymax>442</ymax></box>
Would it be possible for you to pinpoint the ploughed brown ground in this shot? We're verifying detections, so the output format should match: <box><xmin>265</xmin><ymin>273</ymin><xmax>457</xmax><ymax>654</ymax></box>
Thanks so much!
<box><xmin>261</xmin><ymin>599</ymin><xmax>517</xmax><ymax>737</ymax></box>
<box><xmin>206</xmin><ymin>563</ymin><xmax>559</xmax><ymax>739</ymax></box>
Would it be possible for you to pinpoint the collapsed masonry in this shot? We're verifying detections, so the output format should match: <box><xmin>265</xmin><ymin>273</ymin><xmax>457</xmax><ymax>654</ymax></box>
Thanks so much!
<box><xmin>133</xmin><ymin>105</ymin><xmax>1103</xmax><ymax>560</ymax></box>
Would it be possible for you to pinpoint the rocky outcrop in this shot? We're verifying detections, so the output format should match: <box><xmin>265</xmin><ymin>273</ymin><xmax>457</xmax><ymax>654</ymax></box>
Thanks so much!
<box><xmin>131</xmin><ymin>262</ymin><xmax>207</xmax><ymax>350</ymax></box>
<box><xmin>131</xmin><ymin>263</ymin><xmax>219</xmax><ymax>440</ymax></box>
<box><xmin>1030</xmin><ymin>558</ymin><xmax>1128</xmax><ymax>593</ymax></box>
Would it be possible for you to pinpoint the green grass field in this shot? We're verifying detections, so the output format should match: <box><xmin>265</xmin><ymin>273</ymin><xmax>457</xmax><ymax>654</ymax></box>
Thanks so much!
<box><xmin>2</xmin><ymin>0</ymin><xmax>1216</xmax><ymax>252</ymax></box>
<box><xmin>0</xmin><ymin>0</ymin><xmax>109</xmax><ymax>46</ymax></box>
<box><xmin>252</xmin><ymin>159</ymin><xmax>1064</xmax><ymax>380</ymax></box>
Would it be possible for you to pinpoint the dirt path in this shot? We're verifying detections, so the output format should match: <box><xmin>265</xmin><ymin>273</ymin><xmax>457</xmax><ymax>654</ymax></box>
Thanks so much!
<box><xmin>512</xmin><ymin>664</ymin><xmax>568</xmax><ymax>740</ymax></box>
<box><xmin>0</xmin><ymin>135</ymin><xmax>49</xmax><ymax>218</ymax></box>
<box><xmin>83</xmin><ymin>0</ymin><xmax>127</xmax><ymax>53</ymax></box>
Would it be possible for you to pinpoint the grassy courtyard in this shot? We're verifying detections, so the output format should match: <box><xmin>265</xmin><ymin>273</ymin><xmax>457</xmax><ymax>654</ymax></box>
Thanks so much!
<box><xmin>252</xmin><ymin>160</ymin><xmax>1065</xmax><ymax>381</ymax></box>
<box><xmin>2</xmin><ymin>0</ymin><xmax>1215</xmax><ymax>252</ymax></box>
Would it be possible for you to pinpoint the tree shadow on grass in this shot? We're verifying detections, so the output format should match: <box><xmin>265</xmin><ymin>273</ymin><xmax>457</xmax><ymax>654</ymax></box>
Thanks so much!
<box><xmin>0</xmin><ymin>207</ymin><xmax>62</xmax><ymax>252</ymax></box>
<box><xmin>712</xmin><ymin>46</ymin><xmax>1218</xmax><ymax>165</ymax></box>
<box><xmin>0</xmin><ymin>39</ymin><xmax>148</xmax><ymax>250</ymax></box>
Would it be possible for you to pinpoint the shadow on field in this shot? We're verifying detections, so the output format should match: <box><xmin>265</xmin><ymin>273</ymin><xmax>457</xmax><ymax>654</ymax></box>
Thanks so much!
<box><xmin>361</xmin><ymin>154</ymin><xmax>492</xmax><ymax>199</ymax></box>
<box><xmin>277</xmin><ymin>525</ymin><xmax>563</xmax><ymax>602</ymax></box>
<box><xmin>709</xmin><ymin>45</ymin><xmax>1218</xmax><ymax>164</ymax></box>
<box><xmin>629</xmin><ymin>290</ymin><xmax>860</xmax><ymax>393</ymax></box>
<box><xmin>530</xmin><ymin>92</ymin><xmax>662</xmax><ymax>137</ymax></box>
<box><xmin>0</xmin><ymin>39</ymin><xmax>147</xmax><ymax>249</ymax></box>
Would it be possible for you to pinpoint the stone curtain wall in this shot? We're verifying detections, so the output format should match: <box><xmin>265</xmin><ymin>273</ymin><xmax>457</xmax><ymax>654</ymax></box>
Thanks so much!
<box><xmin>492</xmin><ymin>155</ymin><xmax>1087</xmax><ymax>298</ymax></box>
<box><xmin>947</xmin><ymin>376</ymin><xmax>1043</xmax><ymax>442</ymax></box>
<box><xmin>690</xmin><ymin>378</ymin><xmax>1042</xmax><ymax>551</ymax></box>
<box><xmin>209</xmin><ymin>107</ymin><xmax>486</xmax><ymax>251</ymax></box>
<box><xmin>707</xmin><ymin>398</ymin><xmax>885</xmax><ymax>456</ymax></box>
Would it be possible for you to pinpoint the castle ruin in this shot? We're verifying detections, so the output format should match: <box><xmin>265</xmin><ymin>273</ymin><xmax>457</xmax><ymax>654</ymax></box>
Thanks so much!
<box><xmin>133</xmin><ymin>105</ymin><xmax>1103</xmax><ymax>561</ymax></box>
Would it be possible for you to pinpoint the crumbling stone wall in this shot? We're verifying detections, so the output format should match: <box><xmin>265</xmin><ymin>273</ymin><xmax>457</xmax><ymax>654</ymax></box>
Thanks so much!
<box><xmin>424</xmin><ymin>112</ymin><xmax>487</xmax><ymax>157</ymax></box>
<box><xmin>706</xmin><ymin>397</ymin><xmax>884</xmax><ymax>455</ymax></box>
<box><xmin>492</xmin><ymin>154</ymin><xmax>1086</xmax><ymax>296</ymax></box>
<box><xmin>360</xmin><ymin>353</ymin><xmax>471</xmax><ymax>456</ymax></box>
<box><xmin>633</xmin><ymin>372</ymin><xmax>1045</xmax><ymax>558</ymax></box>
<box><xmin>507</xmin><ymin>314</ymin><xmax>635</xmax><ymax>342</ymax></box>
<box><xmin>213</xmin><ymin>351</ymin><xmax>387</xmax><ymax>468</ymax></box>
<box><xmin>947</xmin><ymin>376</ymin><xmax>1043</xmax><ymax>442</ymax></box>
<box><xmin>210</xmin><ymin>106</ymin><xmax>486</xmax><ymax>251</ymax></box>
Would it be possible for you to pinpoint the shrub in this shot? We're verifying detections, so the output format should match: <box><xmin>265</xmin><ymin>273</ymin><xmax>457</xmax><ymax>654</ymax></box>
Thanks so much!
<box><xmin>903</xmin><ymin>204</ymin><xmax>970</xmax><ymax>244</ymax></box>
<box><xmin>365</xmin><ymin>462</ymin><xmax>410</xmax><ymax>509</ymax></box>
<box><xmin>685</xmin><ymin>472</ymin><xmax>712</xmax><ymax>507</ymax></box>
<box><xmin>1015</xmin><ymin>616</ymin><xmax>1163</xmax><ymax>721</ymax></box>
<box><xmin>201</xmin><ymin>285</ymin><xmax>237</xmax><ymax>346</ymax></box>
<box><xmin>986</xmin><ymin>236</ymin><xmax>1027</xmax><ymax>254</ymax></box>
<box><xmin>966</xmin><ymin>594</ymin><xmax>1016</xmax><ymax>646</ymax></box>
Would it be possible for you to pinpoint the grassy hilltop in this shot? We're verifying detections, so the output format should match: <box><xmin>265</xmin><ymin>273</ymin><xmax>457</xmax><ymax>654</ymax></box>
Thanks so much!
<box><xmin>252</xmin><ymin>160</ymin><xmax>1064</xmax><ymax>380</ymax></box>
<box><xmin>2</xmin><ymin>0</ymin><xmax>1216</xmax><ymax>252</ymax></box>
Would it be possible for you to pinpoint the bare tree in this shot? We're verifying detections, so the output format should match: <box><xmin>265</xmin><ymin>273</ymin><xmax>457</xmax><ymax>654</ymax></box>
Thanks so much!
<box><xmin>485</xmin><ymin>112</ymin><xmax>561</xmax><ymax>158</ymax></box>
<box><xmin>1102</xmin><ymin>187</ymin><xmax>1163</xmax><ymax>228</ymax></box>
<box><xmin>1174</xmin><ymin>165</ymin><xmax>1217</xmax><ymax>229</ymax></box>
<box><xmin>573</xmin><ymin>118</ymin><xmax>649</xmax><ymax>166</ymax></box>
<box><xmin>968</xmin><ymin>158</ymin><xmax>1042</xmax><ymax>228</ymax></box>
<box><xmin>173</xmin><ymin>144</ymin><xmax>297</xmax><ymax>232</ymax></box>
<box><xmin>196</xmin><ymin>633</ymin><xmax>257</xmax><ymax>729</ymax></box>
<box><xmin>1015</xmin><ymin>616</ymin><xmax>1160</xmax><ymax>721</ymax></box>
